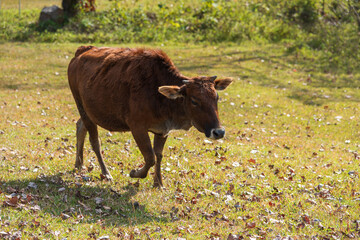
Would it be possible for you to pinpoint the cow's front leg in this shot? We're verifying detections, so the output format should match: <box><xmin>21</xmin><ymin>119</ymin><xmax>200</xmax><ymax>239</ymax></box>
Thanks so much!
<box><xmin>129</xmin><ymin>129</ymin><xmax>155</xmax><ymax>178</ymax></box>
<box><xmin>153</xmin><ymin>134</ymin><xmax>167</xmax><ymax>188</ymax></box>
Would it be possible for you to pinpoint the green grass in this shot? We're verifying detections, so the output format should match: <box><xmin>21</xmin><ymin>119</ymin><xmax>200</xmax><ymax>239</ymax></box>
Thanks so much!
<box><xmin>0</xmin><ymin>0</ymin><xmax>209</xmax><ymax>11</ymax></box>
<box><xmin>0</xmin><ymin>0</ymin><xmax>62</xmax><ymax>9</ymax></box>
<box><xmin>0</xmin><ymin>41</ymin><xmax>359</xmax><ymax>239</ymax></box>
<box><xmin>2</xmin><ymin>0</ymin><xmax>359</xmax><ymax>74</ymax></box>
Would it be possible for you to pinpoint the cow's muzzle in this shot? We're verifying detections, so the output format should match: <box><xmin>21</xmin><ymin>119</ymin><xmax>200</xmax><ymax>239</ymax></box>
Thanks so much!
<box><xmin>208</xmin><ymin>127</ymin><xmax>225</xmax><ymax>139</ymax></box>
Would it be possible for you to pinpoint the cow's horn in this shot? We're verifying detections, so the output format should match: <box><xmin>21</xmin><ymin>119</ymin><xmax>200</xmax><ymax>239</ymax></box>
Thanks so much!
<box><xmin>183</xmin><ymin>80</ymin><xmax>191</xmax><ymax>84</ymax></box>
<box><xmin>210</xmin><ymin>76</ymin><xmax>217</xmax><ymax>81</ymax></box>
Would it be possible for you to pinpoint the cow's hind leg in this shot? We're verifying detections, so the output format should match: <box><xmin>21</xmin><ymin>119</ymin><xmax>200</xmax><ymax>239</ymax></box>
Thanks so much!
<box><xmin>129</xmin><ymin>129</ymin><xmax>155</xmax><ymax>179</ymax></box>
<box><xmin>75</xmin><ymin>118</ymin><xmax>87</xmax><ymax>169</ymax></box>
<box><xmin>153</xmin><ymin>134</ymin><xmax>167</xmax><ymax>188</ymax></box>
<box><xmin>73</xmin><ymin>96</ymin><xmax>112</xmax><ymax>180</ymax></box>
<box><xmin>83</xmin><ymin>118</ymin><xmax>113</xmax><ymax>180</ymax></box>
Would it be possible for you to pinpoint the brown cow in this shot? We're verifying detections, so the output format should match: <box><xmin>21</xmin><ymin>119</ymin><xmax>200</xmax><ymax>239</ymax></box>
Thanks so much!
<box><xmin>68</xmin><ymin>46</ymin><xmax>232</xmax><ymax>187</ymax></box>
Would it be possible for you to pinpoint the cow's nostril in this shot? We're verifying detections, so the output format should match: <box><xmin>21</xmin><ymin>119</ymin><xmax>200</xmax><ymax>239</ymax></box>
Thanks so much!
<box><xmin>211</xmin><ymin>128</ymin><xmax>225</xmax><ymax>139</ymax></box>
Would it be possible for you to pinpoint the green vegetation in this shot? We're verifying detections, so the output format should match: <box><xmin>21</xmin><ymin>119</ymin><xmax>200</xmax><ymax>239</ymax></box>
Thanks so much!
<box><xmin>0</xmin><ymin>0</ymin><xmax>360</xmax><ymax>239</ymax></box>
<box><xmin>1</xmin><ymin>0</ymin><xmax>360</xmax><ymax>73</ymax></box>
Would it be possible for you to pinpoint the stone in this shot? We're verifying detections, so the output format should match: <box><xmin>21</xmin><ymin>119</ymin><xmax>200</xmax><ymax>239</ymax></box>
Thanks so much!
<box><xmin>39</xmin><ymin>5</ymin><xmax>64</xmax><ymax>24</ymax></box>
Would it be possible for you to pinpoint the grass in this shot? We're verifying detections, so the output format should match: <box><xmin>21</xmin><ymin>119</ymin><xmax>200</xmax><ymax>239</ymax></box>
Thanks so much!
<box><xmin>0</xmin><ymin>0</ymin><xmax>204</xmax><ymax>11</ymax></box>
<box><xmin>0</xmin><ymin>0</ymin><xmax>62</xmax><ymax>10</ymax></box>
<box><xmin>0</xmin><ymin>41</ymin><xmax>360</xmax><ymax>239</ymax></box>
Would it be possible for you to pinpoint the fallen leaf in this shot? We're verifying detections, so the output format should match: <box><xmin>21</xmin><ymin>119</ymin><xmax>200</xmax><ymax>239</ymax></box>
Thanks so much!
<box><xmin>103</xmin><ymin>205</ymin><xmax>111</xmax><ymax>211</ymax></box>
<box><xmin>248</xmin><ymin>159</ymin><xmax>256</xmax><ymax>164</ymax></box>
<box><xmin>302</xmin><ymin>215</ymin><xmax>310</xmax><ymax>224</ymax></box>
<box><xmin>30</xmin><ymin>205</ymin><xmax>41</xmax><ymax>212</ymax></box>
<box><xmin>98</xmin><ymin>236</ymin><xmax>110</xmax><ymax>240</ymax></box>
<box><xmin>61</xmin><ymin>213</ymin><xmax>71</xmax><ymax>220</ymax></box>
<box><xmin>0</xmin><ymin>232</ymin><xmax>9</xmax><ymax>238</ymax></box>
<box><xmin>88</xmin><ymin>163</ymin><xmax>94</xmax><ymax>172</ymax></box>
<box><xmin>227</xmin><ymin>234</ymin><xmax>241</xmax><ymax>240</ymax></box>
<box><xmin>210</xmin><ymin>232</ymin><xmax>221</xmax><ymax>237</ymax></box>
<box><xmin>94</xmin><ymin>197</ymin><xmax>103</xmax><ymax>205</ymax></box>
<box><xmin>232</xmin><ymin>162</ymin><xmax>240</xmax><ymax>167</ymax></box>
<box><xmin>9</xmin><ymin>196</ymin><xmax>18</xmax><ymax>205</ymax></box>
<box><xmin>78</xmin><ymin>201</ymin><xmax>91</xmax><ymax>211</ymax></box>
<box><xmin>246</xmin><ymin>222</ymin><xmax>256</xmax><ymax>229</ymax></box>
<box><xmin>31</xmin><ymin>219</ymin><xmax>40</xmax><ymax>228</ymax></box>
<box><xmin>28</xmin><ymin>182</ymin><xmax>37</xmax><ymax>189</ymax></box>
<box><xmin>6</xmin><ymin>186</ymin><xmax>17</xmax><ymax>193</ymax></box>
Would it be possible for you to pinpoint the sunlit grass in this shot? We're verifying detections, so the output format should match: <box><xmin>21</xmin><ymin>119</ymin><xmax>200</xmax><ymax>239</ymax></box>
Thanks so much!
<box><xmin>0</xmin><ymin>0</ymin><xmax>201</xmax><ymax>11</ymax></box>
<box><xmin>0</xmin><ymin>42</ymin><xmax>359</xmax><ymax>239</ymax></box>
<box><xmin>0</xmin><ymin>0</ymin><xmax>62</xmax><ymax>10</ymax></box>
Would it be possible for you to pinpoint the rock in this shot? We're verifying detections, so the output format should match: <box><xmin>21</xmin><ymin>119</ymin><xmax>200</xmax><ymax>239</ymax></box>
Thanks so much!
<box><xmin>39</xmin><ymin>5</ymin><xmax>64</xmax><ymax>25</ymax></box>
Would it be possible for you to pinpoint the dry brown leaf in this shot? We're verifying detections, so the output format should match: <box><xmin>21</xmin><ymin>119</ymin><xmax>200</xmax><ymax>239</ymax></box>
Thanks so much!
<box><xmin>246</xmin><ymin>222</ymin><xmax>256</xmax><ymax>229</ymax></box>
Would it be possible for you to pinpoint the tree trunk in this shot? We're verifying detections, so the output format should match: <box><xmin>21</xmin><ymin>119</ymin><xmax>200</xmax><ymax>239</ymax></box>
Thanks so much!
<box><xmin>62</xmin><ymin>0</ymin><xmax>79</xmax><ymax>17</ymax></box>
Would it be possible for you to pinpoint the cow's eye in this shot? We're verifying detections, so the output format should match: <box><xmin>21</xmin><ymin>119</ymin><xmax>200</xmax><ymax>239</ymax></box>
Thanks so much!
<box><xmin>191</xmin><ymin>98</ymin><xmax>198</xmax><ymax>106</ymax></box>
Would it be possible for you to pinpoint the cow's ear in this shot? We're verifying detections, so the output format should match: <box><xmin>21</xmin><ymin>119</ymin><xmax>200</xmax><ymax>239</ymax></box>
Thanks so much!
<box><xmin>158</xmin><ymin>86</ymin><xmax>184</xmax><ymax>99</ymax></box>
<box><xmin>214</xmin><ymin>78</ymin><xmax>233</xmax><ymax>91</ymax></box>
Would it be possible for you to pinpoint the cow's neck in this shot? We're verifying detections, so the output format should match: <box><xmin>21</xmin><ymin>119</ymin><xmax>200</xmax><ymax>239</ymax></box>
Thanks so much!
<box><xmin>166</xmin><ymin>98</ymin><xmax>192</xmax><ymax>131</ymax></box>
<box><xmin>160</xmin><ymin>75</ymin><xmax>193</xmax><ymax>134</ymax></box>
<box><xmin>149</xmin><ymin>99</ymin><xmax>191</xmax><ymax>136</ymax></box>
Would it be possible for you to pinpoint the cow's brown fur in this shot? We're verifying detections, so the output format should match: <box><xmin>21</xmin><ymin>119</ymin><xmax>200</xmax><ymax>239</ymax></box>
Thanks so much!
<box><xmin>68</xmin><ymin>46</ymin><xmax>232</xmax><ymax>187</ymax></box>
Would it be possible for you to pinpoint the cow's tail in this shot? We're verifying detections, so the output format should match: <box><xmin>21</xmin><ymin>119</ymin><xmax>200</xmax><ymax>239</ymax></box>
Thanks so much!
<box><xmin>74</xmin><ymin>45</ymin><xmax>94</xmax><ymax>57</ymax></box>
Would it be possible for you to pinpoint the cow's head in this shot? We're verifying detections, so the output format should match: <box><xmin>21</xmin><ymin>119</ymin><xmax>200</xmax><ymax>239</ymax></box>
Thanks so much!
<box><xmin>158</xmin><ymin>76</ymin><xmax>233</xmax><ymax>139</ymax></box>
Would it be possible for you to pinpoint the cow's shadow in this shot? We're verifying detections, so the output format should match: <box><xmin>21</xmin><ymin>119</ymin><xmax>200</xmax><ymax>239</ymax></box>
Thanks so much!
<box><xmin>0</xmin><ymin>171</ymin><xmax>167</xmax><ymax>227</ymax></box>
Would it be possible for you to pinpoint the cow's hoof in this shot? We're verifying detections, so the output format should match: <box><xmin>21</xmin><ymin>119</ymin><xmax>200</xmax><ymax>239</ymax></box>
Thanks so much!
<box><xmin>129</xmin><ymin>169</ymin><xmax>147</xmax><ymax>178</ymax></box>
<box><xmin>74</xmin><ymin>165</ymin><xmax>85</xmax><ymax>171</ymax></box>
<box><xmin>153</xmin><ymin>182</ymin><xmax>163</xmax><ymax>189</ymax></box>
<box><xmin>130</xmin><ymin>170</ymin><xmax>136</xmax><ymax>178</ymax></box>
<box><xmin>153</xmin><ymin>175</ymin><xmax>163</xmax><ymax>188</ymax></box>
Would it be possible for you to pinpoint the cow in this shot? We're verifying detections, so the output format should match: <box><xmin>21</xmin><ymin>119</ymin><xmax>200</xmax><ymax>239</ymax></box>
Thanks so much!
<box><xmin>68</xmin><ymin>46</ymin><xmax>232</xmax><ymax>187</ymax></box>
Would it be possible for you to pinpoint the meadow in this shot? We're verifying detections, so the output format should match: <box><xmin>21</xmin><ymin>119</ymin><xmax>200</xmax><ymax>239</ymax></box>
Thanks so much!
<box><xmin>1</xmin><ymin>41</ymin><xmax>360</xmax><ymax>239</ymax></box>
<box><xmin>1</xmin><ymin>0</ymin><xmax>360</xmax><ymax>239</ymax></box>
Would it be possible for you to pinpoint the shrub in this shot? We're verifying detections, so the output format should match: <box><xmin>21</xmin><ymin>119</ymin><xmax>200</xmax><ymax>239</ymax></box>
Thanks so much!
<box><xmin>0</xmin><ymin>0</ymin><xmax>359</xmax><ymax>74</ymax></box>
<box><xmin>284</xmin><ymin>0</ymin><xmax>319</xmax><ymax>25</ymax></box>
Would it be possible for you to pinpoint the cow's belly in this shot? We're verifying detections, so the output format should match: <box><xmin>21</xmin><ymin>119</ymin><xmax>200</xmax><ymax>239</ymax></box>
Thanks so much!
<box><xmin>81</xmin><ymin>99</ymin><xmax>130</xmax><ymax>132</ymax></box>
<box><xmin>97</xmin><ymin>117</ymin><xmax>130</xmax><ymax>132</ymax></box>
<box><xmin>79</xmin><ymin>83</ymin><xmax>131</xmax><ymax>131</ymax></box>
<box><xmin>88</xmin><ymin>111</ymin><xmax>130</xmax><ymax>132</ymax></box>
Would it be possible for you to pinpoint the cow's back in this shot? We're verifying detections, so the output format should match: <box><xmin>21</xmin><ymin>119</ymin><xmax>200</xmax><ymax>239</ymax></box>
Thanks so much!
<box><xmin>68</xmin><ymin>46</ymin><xmax>184</xmax><ymax>132</ymax></box>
